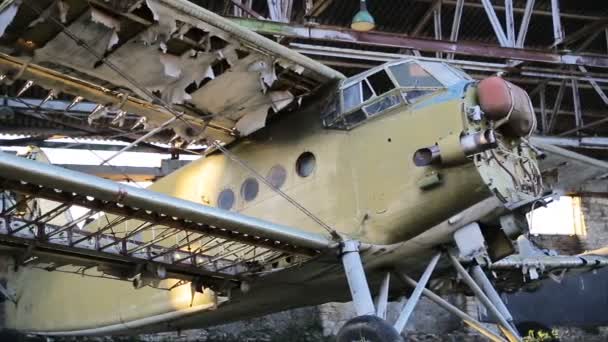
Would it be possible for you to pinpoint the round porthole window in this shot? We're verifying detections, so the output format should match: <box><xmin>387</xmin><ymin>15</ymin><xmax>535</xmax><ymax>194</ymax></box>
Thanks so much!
<box><xmin>217</xmin><ymin>189</ymin><xmax>235</xmax><ymax>210</ymax></box>
<box><xmin>241</xmin><ymin>178</ymin><xmax>259</xmax><ymax>202</ymax></box>
<box><xmin>267</xmin><ymin>165</ymin><xmax>287</xmax><ymax>189</ymax></box>
<box><xmin>296</xmin><ymin>152</ymin><xmax>316</xmax><ymax>177</ymax></box>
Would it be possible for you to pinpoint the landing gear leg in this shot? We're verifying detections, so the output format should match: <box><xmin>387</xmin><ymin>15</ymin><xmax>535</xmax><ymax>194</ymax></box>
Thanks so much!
<box><xmin>450</xmin><ymin>223</ymin><xmax>522</xmax><ymax>342</ymax></box>
<box><xmin>448</xmin><ymin>253</ymin><xmax>521</xmax><ymax>342</ymax></box>
<box><xmin>395</xmin><ymin>271</ymin><xmax>508</xmax><ymax>342</ymax></box>
<box><xmin>336</xmin><ymin>240</ymin><xmax>403</xmax><ymax>342</ymax></box>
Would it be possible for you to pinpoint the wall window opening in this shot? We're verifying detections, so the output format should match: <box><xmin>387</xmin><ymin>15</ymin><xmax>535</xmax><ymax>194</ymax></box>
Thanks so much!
<box><xmin>528</xmin><ymin>196</ymin><xmax>586</xmax><ymax>236</ymax></box>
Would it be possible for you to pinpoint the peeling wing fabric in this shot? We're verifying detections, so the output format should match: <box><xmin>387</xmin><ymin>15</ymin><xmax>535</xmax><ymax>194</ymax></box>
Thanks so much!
<box><xmin>0</xmin><ymin>0</ymin><xmax>341</xmax><ymax>142</ymax></box>
<box><xmin>235</xmin><ymin>107</ymin><xmax>270</xmax><ymax>136</ymax></box>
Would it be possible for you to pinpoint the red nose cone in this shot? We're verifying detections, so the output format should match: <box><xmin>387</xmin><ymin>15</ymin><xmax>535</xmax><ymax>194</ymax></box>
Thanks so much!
<box><xmin>477</xmin><ymin>76</ymin><xmax>536</xmax><ymax>137</ymax></box>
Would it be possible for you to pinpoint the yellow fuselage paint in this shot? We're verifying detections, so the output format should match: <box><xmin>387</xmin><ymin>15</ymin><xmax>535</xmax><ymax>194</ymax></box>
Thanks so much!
<box><xmin>4</xmin><ymin>86</ymin><xmax>491</xmax><ymax>334</ymax></box>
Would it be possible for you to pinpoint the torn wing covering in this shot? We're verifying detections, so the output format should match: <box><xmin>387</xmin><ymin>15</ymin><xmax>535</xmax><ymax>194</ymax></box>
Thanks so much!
<box><xmin>0</xmin><ymin>0</ymin><xmax>343</xmax><ymax>142</ymax></box>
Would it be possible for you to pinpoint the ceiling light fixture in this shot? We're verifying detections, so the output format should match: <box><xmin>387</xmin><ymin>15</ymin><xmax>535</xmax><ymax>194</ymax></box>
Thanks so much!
<box><xmin>351</xmin><ymin>0</ymin><xmax>375</xmax><ymax>32</ymax></box>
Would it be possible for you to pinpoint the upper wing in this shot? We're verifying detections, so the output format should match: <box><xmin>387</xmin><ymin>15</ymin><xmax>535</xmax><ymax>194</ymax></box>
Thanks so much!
<box><xmin>0</xmin><ymin>0</ymin><xmax>344</xmax><ymax>144</ymax></box>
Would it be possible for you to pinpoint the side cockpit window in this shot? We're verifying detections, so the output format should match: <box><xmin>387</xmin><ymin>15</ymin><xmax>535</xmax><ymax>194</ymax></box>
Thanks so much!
<box><xmin>342</xmin><ymin>83</ymin><xmax>361</xmax><ymax>112</ymax></box>
<box><xmin>342</xmin><ymin>80</ymin><xmax>374</xmax><ymax>112</ymax></box>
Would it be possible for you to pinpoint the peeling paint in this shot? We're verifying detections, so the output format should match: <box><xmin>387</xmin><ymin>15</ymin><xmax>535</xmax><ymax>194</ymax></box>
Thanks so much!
<box><xmin>145</xmin><ymin>0</ymin><xmax>178</xmax><ymax>49</ymax></box>
<box><xmin>269</xmin><ymin>90</ymin><xmax>294</xmax><ymax>112</ymax></box>
<box><xmin>3</xmin><ymin>0</ymin><xmax>329</xmax><ymax>141</ymax></box>
<box><xmin>159</xmin><ymin>50</ymin><xmax>215</xmax><ymax>104</ymax></box>
<box><xmin>218</xmin><ymin>46</ymin><xmax>240</xmax><ymax>67</ymax></box>
<box><xmin>249</xmin><ymin>58</ymin><xmax>278</xmax><ymax>91</ymax></box>
<box><xmin>235</xmin><ymin>107</ymin><xmax>270</xmax><ymax>136</ymax></box>
<box><xmin>90</xmin><ymin>8</ymin><xmax>121</xmax><ymax>50</ymax></box>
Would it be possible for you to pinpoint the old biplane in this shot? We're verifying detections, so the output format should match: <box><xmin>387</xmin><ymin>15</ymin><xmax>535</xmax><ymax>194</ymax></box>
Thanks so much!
<box><xmin>0</xmin><ymin>1</ymin><xmax>605</xmax><ymax>341</ymax></box>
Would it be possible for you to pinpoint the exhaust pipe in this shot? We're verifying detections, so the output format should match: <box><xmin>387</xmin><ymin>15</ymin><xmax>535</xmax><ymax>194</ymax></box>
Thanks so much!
<box><xmin>413</xmin><ymin>130</ymin><xmax>497</xmax><ymax>167</ymax></box>
<box><xmin>460</xmin><ymin>129</ymin><xmax>497</xmax><ymax>156</ymax></box>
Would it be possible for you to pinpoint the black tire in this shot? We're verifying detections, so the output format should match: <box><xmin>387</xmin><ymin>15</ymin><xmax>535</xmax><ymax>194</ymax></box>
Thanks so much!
<box><xmin>336</xmin><ymin>315</ymin><xmax>404</xmax><ymax>342</ymax></box>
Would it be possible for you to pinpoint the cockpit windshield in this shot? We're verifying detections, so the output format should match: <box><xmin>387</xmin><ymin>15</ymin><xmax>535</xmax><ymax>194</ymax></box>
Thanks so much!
<box><xmin>389</xmin><ymin>62</ymin><xmax>442</xmax><ymax>88</ymax></box>
<box><xmin>322</xmin><ymin>60</ymin><xmax>469</xmax><ymax>130</ymax></box>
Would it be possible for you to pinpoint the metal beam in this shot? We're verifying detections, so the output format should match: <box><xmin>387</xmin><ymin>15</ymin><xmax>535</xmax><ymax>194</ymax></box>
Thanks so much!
<box><xmin>267</xmin><ymin>0</ymin><xmax>293</xmax><ymax>22</ymax></box>
<box><xmin>230</xmin><ymin>0</ymin><xmax>264</xmax><ymax>19</ymax></box>
<box><xmin>309</xmin><ymin>0</ymin><xmax>333</xmax><ymax>17</ymax></box>
<box><xmin>572</xmin><ymin>79</ymin><xmax>583</xmax><ymax>130</ymax></box>
<box><xmin>561</xmin><ymin>20</ymin><xmax>608</xmax><ymax>48</ymax></box>
<box><xmin>481</xmin><ymin>0</ymin><xmax>509</xmax><ymax>46</ymax></box>
<box><xmin>548</xmin><ymin>80</ymin><xmax>566</xmax><ymax>133</ymax></box>
<box><xmin>559</xmin><ymin>117</ymin><xmax>608</xmax><ymax>137</ymax></box>
<box><xmin>579</xmin><ymin>66</ymin><xmax>608</xmax><ymax>105</ymax></box>
<box><xmin>505</xmin><ymin>0</ymin><xmax>515</xmax><ymax>46</ymax></box>
<box><xmin>433</xmin><ymin>2</ymin><xmax>442</xmax><ymax>58</ymax></box>
<box><xmin>550</xmin><ymin>0</ymin><xmax>564</xmax><ymax>46</ymax></box>
<box><xmin>412</xmin><ymin>0</ymin><xmax>442</xmax><ymax>36</ymax></box>
<box><xmin>289</xmin><ymin>43</ymin><xmax>608</xmax><ymax>90</ymax></box>
<box><xmin>529</xmin><ymin>138</ymin><xmax>608</xmax><ymax>170</ymax></box>
<box><xmin>539</xmin><ymin>83</ymin><xmax>547</xmax><ymax>134</ymax></box>
<box><xmin>516</xmin><ymin>0</ymin><xmax>535</xmax><ymax>48</ymax></box>
<box><xmin>232</xmin><ymin>19</ymin><xmax>608</xmax><ymax>69</ymax></box>
<box><xmin>531</xmin><ymin>135</ymin><xmax>608</xmax><ymax>150</ymax></box>
<box><xmin>447</xmin><ymin>0</ymin><xmax>464</xmax><ymax>59</ymax></box>
<box><xmin>413</xmin><ymin>0</ymin><xmax>605</xmax><ymax>21</ymax></box>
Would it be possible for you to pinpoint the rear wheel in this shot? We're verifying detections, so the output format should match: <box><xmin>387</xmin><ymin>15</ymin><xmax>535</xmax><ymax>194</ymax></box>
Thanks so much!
<box><xmin>336</xmin><ymin>315</ymin><xmax>404</xmax><ymax>342</ymax></box>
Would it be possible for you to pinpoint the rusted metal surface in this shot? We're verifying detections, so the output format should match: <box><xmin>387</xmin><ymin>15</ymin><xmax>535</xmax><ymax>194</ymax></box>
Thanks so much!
<box><xmin>232</xmin><ymin>18</ymin><xmax>608</xmax><ymax>69</ymax></box>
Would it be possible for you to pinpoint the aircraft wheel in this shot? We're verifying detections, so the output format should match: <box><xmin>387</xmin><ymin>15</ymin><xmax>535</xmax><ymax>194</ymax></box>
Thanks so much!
<box><xmin>336</xmin><ymin>315</ymin><xmax>404</xmax><ymax>342</ymax></box>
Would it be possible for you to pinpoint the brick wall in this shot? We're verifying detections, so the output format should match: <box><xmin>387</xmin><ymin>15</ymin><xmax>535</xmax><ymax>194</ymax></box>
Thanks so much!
<box><xmin>579</xmin><ymin>196</ymin><xmax>608</xmax><ymax>251</ymax></box>
<box><xmin>530</xmin><ymin>234</ymin><xmax>583</xmax><ymax>255</ymax></box>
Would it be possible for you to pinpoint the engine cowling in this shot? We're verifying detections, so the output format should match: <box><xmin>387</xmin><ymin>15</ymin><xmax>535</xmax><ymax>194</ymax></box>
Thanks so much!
<box><xmin>477</xmin><ymin>76</ymin><xmax>536</xmax><ymax>137</ymax></box>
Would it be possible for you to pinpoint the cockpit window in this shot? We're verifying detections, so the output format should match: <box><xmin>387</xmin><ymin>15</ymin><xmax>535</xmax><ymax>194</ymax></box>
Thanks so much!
<box><xmin>389</xmin><ymin>62</ymin><xmax>442</xmax><ymax>88</ymax></box>
<box><xmin>325</xmin><ymin>59</ymin><xmax>470</xmax><ymax>130</ymax></box>
<box><xmin>362</xmin><ymin>80</ymin><xmax>374</xmax><ymax>100</ymax></box>
<box><xmin>342</xmin><ymin>81</ymin><xmax>374</xmax><ymax>112</ymax></box>
<box><xmin>342</xmin><ymin>83</ymin><xmax>361</xmax><ymax>112</ymax></box>
<box><xmin>418</xmin><ymin>61</ymin><xmax>463</xmax><ymax>87</ymax></box>
<box><xmin>367</xmin><ymin>70</ymin><xmax>395</xmax><ymax>95</ymax></box>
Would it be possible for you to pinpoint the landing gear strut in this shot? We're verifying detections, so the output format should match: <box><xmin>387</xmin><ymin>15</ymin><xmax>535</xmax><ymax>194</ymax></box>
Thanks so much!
<box><xmin>337</xmin><ymin>240</ymin><xmax>404</xmax><ymax>342</ymax></box>
<box><xmin>336</xmin><ymin>223</ymin><xmax>523</xmax><ymax>342</ymax></box>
